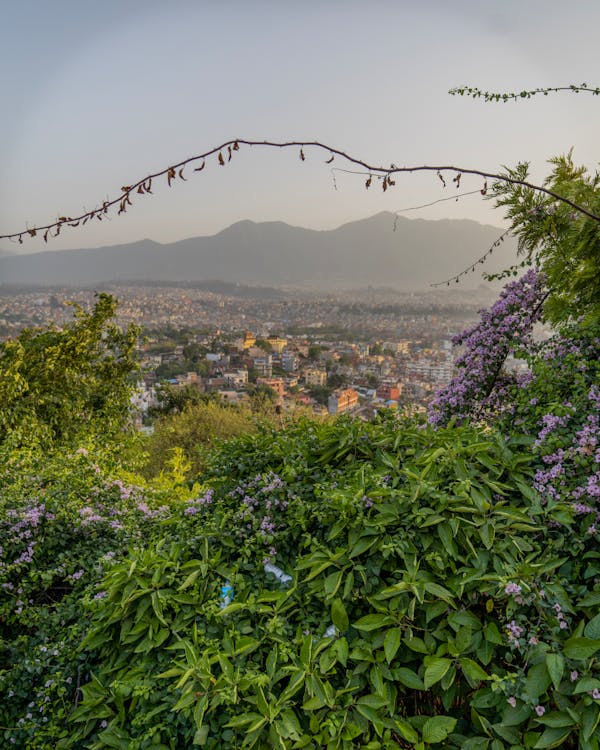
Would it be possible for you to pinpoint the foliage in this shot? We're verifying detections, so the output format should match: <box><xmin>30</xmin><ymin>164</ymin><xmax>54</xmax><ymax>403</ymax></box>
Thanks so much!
<box><xmin>449</xmin><ymin>83</ymin><xmax>600</xmax><ymax>103</ymax></box>
<box><xmin>428</xmin><ymin>269</ymin><xmax>547</xmax><ymax>427</ymax></box>
<box><xmin>0</xmin><ymin>293</ymin><xmax>139</xmax><ymax>449</ymax></box>
<box><xmin>20</xmin><ymin>414</ymin><xmax>595</xmax><ymax>750</ymax></box>
<box><xmin>142</xmin><ymin>400</ymin><xmax>260</xmax><ymax>478</ymax></box>
<box><xmin>0</xmin><ymin>443</ymin><xmax>186</xmax><ymax>750</ymax></box>
<box><xmin>492</xmin><ymin>153</ymin><xmax>600</xmax><ymax>324</ymax></box>
<box><xmin>147</xmin><ymin>384</ymin><xmax>219</xmax><ymax>420</ymax></box>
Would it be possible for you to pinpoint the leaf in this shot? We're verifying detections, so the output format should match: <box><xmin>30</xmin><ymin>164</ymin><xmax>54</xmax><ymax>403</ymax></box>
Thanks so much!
<box><xmin>324</xmin><ymin>569</ymin><xmax>343</xmax><ymax>598</ymax></box>
<box><xmin>584</xmin><ymin>613</ymin><xmax>600</xmax><ymax>639</ymax></box>
<box><xmin>331</xmin><ymin>598</ymin><xmax>348</xmax><ymax>632</ymax></box>
<box><xmin>355</xmin><ymin>703</ymin><xmax>384</xmax><ymax>735</ymax></box>
<box><xmin>422</xmin><ymin>715</ymin><xmax>457</xmax><ymax>744</ymax></box>
<box><xmin>218</xmin><ymin>152</ymin><xmax>225</xmax><ymax>165</ymax></box>
<box><xmin>277</xmin><ymin>709</ymin><xmax>302</xmax><ymax>740</ymax></box>
<box><xmin>192</xmin><ymin>726</ymin><xmax>209</xmax><ymax>745</ymax></box>
<box><xmin>533</xmin><ymin>726</ymin><xmax>573</xmax><ymax>748</ymax></box>
<box><xmin>384</xmin><ymin>628</ymin><xmax>402</xmax><ymax>664</ymax></box>
<box><xmin>393</xmin><ymin>667</ymin><xmax>425</xmax><ymax>690</ymax></box>
<box><xmin>545</xmin><ymin>653</ymin><xmax>564</xmax><ymax>690</ymax></box>
<box><xmin>353</xmin><ymin>613</ymin><xmax>395</xmax><ymax>631</ymax></box>
<box><xmin>563</xmin><ymin>636</ymin><xmax>600</xmax><ymax>660</ymax></box>
<box><xmin>423</xmin><ymin>657</ymin><xmax>452</xmax><ymax>689</ymax></box>
<box><xmin>523</xmin><ymin>662</ymin><xmax>552</xmax><ymax>702</ymax></box>
<box><xmin>394</xmin><ymin>719</ymin><xmax>419</xmax><ymax>744</ymax></box>
<box><xmin>423</xmin><ymin>581</ymin><xmax>455</xmax><ymax>603</ymax></box>
<box><xmin>459</xmin><ymin>658</ymin><xmax>490</xmax><ymax>686</ymax></box>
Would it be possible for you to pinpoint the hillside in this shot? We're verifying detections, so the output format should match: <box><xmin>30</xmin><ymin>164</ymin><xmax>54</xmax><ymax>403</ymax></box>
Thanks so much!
<box><xmin>0</xmin><ymin>212</ymin><xmax>516</xmax><ymax>289</ymax></box>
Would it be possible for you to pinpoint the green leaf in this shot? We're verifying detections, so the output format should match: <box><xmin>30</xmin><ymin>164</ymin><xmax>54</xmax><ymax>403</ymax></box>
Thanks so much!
<box><xmin>582</xmin><ymin>704</ymin><xmax>600</xmax><ymax>741</ymax></box>
<box><xmin>353</xmin><ymin>613</ymin><xmax>395</xmax><ymax>631</ymax></box>
<box><xmin>394</xmin><ymin>719</ymin><xmax>419</xmax><ymax>744</ymax></box>
<box><xmin>545</xmin><ymin>653</ymin><xmax>564</xmax><ymax>691</ymax></box>
<box><xmin>324</xmin><ymin>569</ymin><xmax>343</xmax><ymax>598</ymax></box>
<box><xmin>331</xmin><ymin>598</ymin><xmax>349</xmax><ymax>632</ymax></box>
<box><xmin>384</xmin><ymin>627</ymin><xmax>402</xmax><ymax>664</ymax></box>
<box><xmin>422</xmin><ymin>715</ymin><xmax>457</xmax><ymax>744</ymax></box>
<box><xmin>393</xmin><ymin>667</ymin><xmax>425</xmax><ymax>690</ymax></box>
<box><xmin>572</xmin><ymin>677</ymin><xmax>600</xmax><ymax>694</ymax></box>
<box><xmin>192</xmin><ymin>726</ymin><xmax>209</xmax><ymax>745</ymax></box>
<box><xmin>404</xmin><ymin>635</ymin><xmax>430</xmax><ymax>654</ymax></box>
<box><xmin>423</xmin><ymin>581</ymin><xmax>455</xmax><ymax>603</ymax></box>
<box><xmin>459</xmin><ymin>658</ymin><xmax>490</xmax><ymax>686</ymax></box>
<box><xmin>424</xmin><ymin>657</ymin><xmax>452</xmax><ymax>689</ymax></box>
<box><xmin>357</xmin><ymin>694</ymin><xmax>387</xmax><ymax>709</ymax></box>
<box><xmin>355</xmin><ymin>703</ymin><xmax>384</xmax><ymax>735</ymax></box>
<box><xmin>276</xmin><ymin>709</ymin><xmax>302</xmax><ymax>740</ymax></box>
<box><xmin>563</xmin><ymin>636</ymin><xmax>600</xmax><ymax>660</ymax></box>
<box><xmin>584</xmin><ymin>613</ymin><xmax>600</xmax><ymax>640</ymax></box>
<box><xmin>523</xmin><ymin>662</ymin><xmax>552</xmax><ymax>702</ymax></box>
<box><xmin>533</xmin><ymin>726</ymin><xmax>573</xmax><ymax>748</ymax></box>
<box><xmin>536</xmin><ymin>711</ymin><xmax>576</xmax><ymax>728</ymax></box>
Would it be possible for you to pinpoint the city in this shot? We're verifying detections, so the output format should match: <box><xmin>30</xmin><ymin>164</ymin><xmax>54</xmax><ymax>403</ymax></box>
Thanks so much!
<box><xmin>0</xmin><ymin>282</ymin><xmax>498</xmax><ymax>420</ymax></box>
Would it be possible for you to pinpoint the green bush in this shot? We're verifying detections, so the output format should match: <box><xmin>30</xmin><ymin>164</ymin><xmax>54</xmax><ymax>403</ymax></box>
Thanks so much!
<box><xmin>57</xmin><ymin>416</ymin><xmax>600</xmax><ymax>749</ymax></box>
<box><xmin>142</xmin><ymin>401</ymin><xmax>261</xmax><ymax>478</ymax></box>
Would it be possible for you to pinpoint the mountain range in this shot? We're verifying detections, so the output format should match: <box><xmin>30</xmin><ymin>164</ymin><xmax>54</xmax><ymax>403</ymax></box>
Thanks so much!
<box><xmin>0</xmin><ymin>212</ymin><xmax>516</xmax><ymax>290</ymax></box>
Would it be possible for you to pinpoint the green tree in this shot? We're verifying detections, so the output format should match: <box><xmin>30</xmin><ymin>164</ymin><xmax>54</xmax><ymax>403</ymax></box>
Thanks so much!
<box><xmin>492</xmin><ymin>152</ymin><xmax>600</xmax><ymax>324</ymax></box>
<box><xmin>143</xmin><ymin>400</ymin><xmax>258</xmax><ymax>477</ymax></box>
<box><xmin>0</xmin><ymin>293</ymin><xmax>139</xmax><ymax>449</ymax></box>
<box><xmin>148</xmin><ymin>383</ymin><xmax>219</xmax><ymax>419</ymax></box>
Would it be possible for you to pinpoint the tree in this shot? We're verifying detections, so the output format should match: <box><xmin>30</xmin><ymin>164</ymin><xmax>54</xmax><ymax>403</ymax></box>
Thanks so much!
<box><xmin>148</xmin><ymin>383</ymin><xmax>219</xmax><ymax>419</ymax></box>
<box><xmin>492</xmin><ymin>153</ymin><xmax>600</xmax><ymax>324</ymax></box>
<box><xmin>143</xmin><ymin>400</ymin><xmax>257</xmax><ymax>477</ymax></box>
<box><xmin>0</xmin><ymin>293</ymin><xmax>139</xmax><ymax>448</ymax></box>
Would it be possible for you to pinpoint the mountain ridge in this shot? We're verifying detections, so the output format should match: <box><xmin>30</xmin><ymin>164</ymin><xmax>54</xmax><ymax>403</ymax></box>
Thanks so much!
<box><xmin>0</xmin><ymin>212</ymin><xmax>515</xmax><ymax>289</ymax></box>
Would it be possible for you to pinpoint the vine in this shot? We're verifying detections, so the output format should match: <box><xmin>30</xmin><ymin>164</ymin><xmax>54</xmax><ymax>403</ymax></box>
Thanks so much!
<box><xmin>449</xmin><ymin>83</ymin><xmax>600</xmax><ymax>102</ymax></box>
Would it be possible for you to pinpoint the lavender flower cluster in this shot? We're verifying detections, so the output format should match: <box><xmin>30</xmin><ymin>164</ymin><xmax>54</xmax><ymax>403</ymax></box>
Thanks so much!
<box><xmin>428</xmin><ymin>269</ymin><xmax>547</xmax><ymax>426</ymax></box>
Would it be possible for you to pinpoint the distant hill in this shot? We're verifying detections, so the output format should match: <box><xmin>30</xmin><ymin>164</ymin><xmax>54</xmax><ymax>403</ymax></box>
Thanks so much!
<box><xmin>0</xmin><ymin>212</ymin><xmax>516</xmax><ymax>289</ymax></box>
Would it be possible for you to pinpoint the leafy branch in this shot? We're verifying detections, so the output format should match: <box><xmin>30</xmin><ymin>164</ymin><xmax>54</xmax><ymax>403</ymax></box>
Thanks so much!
<box><xmin>3</xmin><ymin>139</ymin><xmax>600</xmax><ymax>245</ymax></box>
<box><xmin>449</xmin><ymin>83</ymin><xmax>600</xmax><ymax>102</ymax></box>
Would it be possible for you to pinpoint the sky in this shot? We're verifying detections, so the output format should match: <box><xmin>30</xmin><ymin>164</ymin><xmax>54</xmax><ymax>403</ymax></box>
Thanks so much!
<box><xmin>2</xmin><ymin>0</ymin><xmax>600</xmax><ymax>253</ymax></box>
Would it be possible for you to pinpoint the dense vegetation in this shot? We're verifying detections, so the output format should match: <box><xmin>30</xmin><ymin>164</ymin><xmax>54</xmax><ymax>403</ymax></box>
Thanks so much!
<box><xmin>1</xmin><ymin>104</ymin><xmax>600</xmax><ymax>748</ymax></box>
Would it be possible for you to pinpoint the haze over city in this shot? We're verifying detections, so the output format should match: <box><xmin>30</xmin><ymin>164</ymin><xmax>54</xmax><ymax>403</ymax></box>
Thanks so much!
<box><xmin>2</xmin><ymin>1</ymin><xmax>600</xmax><ymax>257</ymax></box>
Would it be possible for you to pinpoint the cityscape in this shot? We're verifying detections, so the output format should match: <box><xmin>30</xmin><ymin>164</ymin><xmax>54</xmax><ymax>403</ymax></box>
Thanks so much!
<box><xmin>0</xmin><ymin>281</ymin><xmax>499</xmax><ymax>421</ymax></box>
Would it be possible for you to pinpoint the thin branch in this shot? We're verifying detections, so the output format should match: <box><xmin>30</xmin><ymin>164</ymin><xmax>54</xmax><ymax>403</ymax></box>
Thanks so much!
<box><xmin>430</xmin><ymin>229</ymin><xmax>512</xmax><ymax>287</ymax></box>
<box><xmin>2</xmin><ymin>139</ymin><xmax>600</xmax><ymax>244</ymax></box>
<box><xmin>449</xmin><ymin>83</ymin><xmax>600</xmax><ymax>102</ymax></box>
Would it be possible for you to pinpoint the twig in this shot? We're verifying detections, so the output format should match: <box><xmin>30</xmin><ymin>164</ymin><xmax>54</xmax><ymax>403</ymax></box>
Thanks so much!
<box><xmin>2</xmin><ymin>139</ymin><xmax>600</xmax><ymax>245</ymax></box>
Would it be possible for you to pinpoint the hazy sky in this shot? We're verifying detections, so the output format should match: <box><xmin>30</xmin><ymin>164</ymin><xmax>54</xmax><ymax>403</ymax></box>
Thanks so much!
<box><xmin>2</xmin><ymin>1</ymin><xmax>599</xmax><ymax>252</ymax></box>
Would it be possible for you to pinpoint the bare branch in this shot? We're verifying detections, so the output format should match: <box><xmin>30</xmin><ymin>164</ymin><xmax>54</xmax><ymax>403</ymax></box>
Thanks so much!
<box><xmin>2</xmin><ymin>139</ymin><xmax>600</xmax><ymax>244</ymax></box>
<box><xmin>430</xmin><ymin>229</ymin><xmax>512</xmax><ymax>287</ymax></box>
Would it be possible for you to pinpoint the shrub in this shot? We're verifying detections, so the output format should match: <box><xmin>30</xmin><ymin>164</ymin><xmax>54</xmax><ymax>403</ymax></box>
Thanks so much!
<box><xmin>60</xmin><ymin>416</ymin><xmax>600</xmax><ymax>749</ymax></box>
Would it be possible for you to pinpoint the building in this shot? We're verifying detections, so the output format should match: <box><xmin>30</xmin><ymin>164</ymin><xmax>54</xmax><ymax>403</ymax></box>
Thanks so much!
<box><xmin>256</xmin><ymin>377</ymin><xmax>285</xmax><ymax>400</ymax></box>
<box><xmin>223</xmin><ymin>369</ymin><xmax>248</xmax><ymax>388</ymax></box>
<box><xmin>328</xmin><ymin>388</ymin><xmax>359</xmax><ymax>415</ymax></box>
<box><xmin>281</xmin><ymin>351</ymin><xmax>299</xmax><ymax>372</ymax></box>
<box><xmin>253</xmin><ymin>354</ymin><xmax>273</xmax><ymax>378</ymax></box>
<box><xmin>376</xmin><ymin>383</ymin><xmax>401</xmax><ymax>401</ymax></box>
<box><xmin>304</xmin><ymin>368</ymin><xmax>327</xmax><ymax>387</ymax></box>
<box><xmin>267</xmin><ymin>336</ymin><xmax>287</xmax><ymax>353</ymax></box>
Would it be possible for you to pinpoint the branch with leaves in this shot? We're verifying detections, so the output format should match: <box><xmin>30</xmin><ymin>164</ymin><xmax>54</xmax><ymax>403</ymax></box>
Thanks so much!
<box><xmin>3</xmin><ymin>138</ymin><xmax>600</xmax><ymax>245</ymax></box>
<box><xmin>449</xmin><ymin>83</ymin><xmax>600</xmax><ymax>102</ymax></box>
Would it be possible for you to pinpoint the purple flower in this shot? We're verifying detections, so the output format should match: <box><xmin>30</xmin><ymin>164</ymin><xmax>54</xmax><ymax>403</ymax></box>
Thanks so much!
<box><xmin>535</xmin><ymin>705</ymin><xmax>545</xmax><ymax>717</ymax></box>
